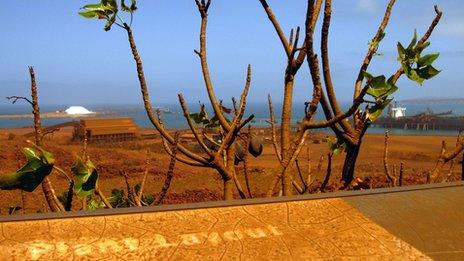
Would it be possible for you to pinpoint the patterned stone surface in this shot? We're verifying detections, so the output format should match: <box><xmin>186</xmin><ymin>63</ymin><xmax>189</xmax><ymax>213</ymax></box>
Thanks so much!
<box><xmin>0</xmin><ymin>193</ymin><xmax>434</xmax><ymax>260</ymax></box>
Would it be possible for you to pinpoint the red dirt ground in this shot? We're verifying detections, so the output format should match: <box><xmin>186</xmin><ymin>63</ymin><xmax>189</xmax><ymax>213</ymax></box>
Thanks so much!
<box><xmin>0</xmin><ymin>127</ymin><xmax>462</xmax><ymax>215</ymax></box>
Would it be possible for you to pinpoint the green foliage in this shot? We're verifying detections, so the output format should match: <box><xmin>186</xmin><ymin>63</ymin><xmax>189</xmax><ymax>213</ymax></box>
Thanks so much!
<box><xmin>363</xmin><ymin>72</ymin><xmax>398</xmax><ymax>99</ymax></box>
<box><xmin>362</xmin><ymin>72</ymin><xmax>397</xmax><ymax>122</ymax></box>
<box><xmin>108</xmin><ymin>185</ymin><xmax>154</xmax><ymax>208</ymax></box>
<box><xmin>87</xmin><ymin>199</ymin><xmax>106</xmax><ymax>210</ymax></box>
<box><xmin>71</xmin><ymin>156</ymin><xmax>98</xmax><ymax>198</ymax></box>
<box><xmin>189</xmin><ymin>104</ymin><xmax>232</xmax><ymax>129</ymax></box>
<box><xmin>79</xmin><ymin>0</ymin><xmax>137</xmax><ymax>31</ymax></box>
<box><xmin>328</xmin><ymin>138</ymin><xmax>347</xmax><ymax>156</ymax></box>
<box><xmin>397</xmin><ymin>30</ymin><xmax>440</xmax><ymax>85</ymax></box>
<box><xmin>0</xmin><ymin>147</ymin><xmax>55</xmax><ymax>192</ymax></box>
<box><xmin>121</xmin><ymin>0</ymin><xmax>137</xmax><ymax>12</ymax></box>
<box><xmin>189</xmin><ymin>104</ymin><xmax>210</xmax><ymax>125</ymax></box>
<box><xmin>109</xmin><ymin>188</ymin><xmax>127</xmax><ymax>208</ymax></box>
<box><xmin>368</xmin><ymin>98</ymin><xmax>392</xmax><ymax>122</ymax></box>
<box><xmin>132</xmin><ymin>183</ymin><xmax>154</xmax><ymax>206</ymax></box>
<box><xmin>57</xmin><ymin>191</ymin><xmax>69</xmax><ymax>207</ymax></box>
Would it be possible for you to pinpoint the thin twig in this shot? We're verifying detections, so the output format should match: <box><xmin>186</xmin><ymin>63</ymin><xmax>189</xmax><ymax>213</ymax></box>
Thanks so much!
<box><xmin>430</xmin><ymin>136</ymin><xmax>464</xmax><ymax>182</ymax></box>
<box><xmin>242</xmin><ymin>126</ymin><xmax>253</xmax><ymax>198</ymax></box>
<box><xmin>295</xmin><ymin>159</ymin><xmax>307</xmax><ymax>191</ymax></box>
<box><xmin>95</xmin><ymin>187</ymin><xmax>113</xmax><ymax>209</ymax></box>
<box><xmin>320</xmin><ymin>153</ymin><xmax>333</xmax><ymax>192</ymax></box>
<box><xmin>120</xmin><ymin>170</ymin><xmax>138</xmax><ymax>206</ymax></box>
<box><xmin>137</xmin><ymin>149</ymin><xmax>150</xmax><ymax>203</ymax></box>
<box><xmin>178</xmin><ymin>94</ymin><xmax>214</xmax><ymax>157</ymax></box>
<box><xmin>65</xmin><ymin>180</ymin><xmax>74</xmax><ymax>211</ymax></box>
<box><xmin>317</xmin><ymin>154</ymin><xmax>324</xmax><ymax>173</ymax></box>
<box><xmin>6</xmin><ymin>96</ymin><xmax>33</xmax><ymax>106</ymax></box>
<box><xmin>383</xmin><ymin>130</ymin><xmax>396</xmax><ymax>187</ymax></box>
<box><xmin>152</xmin><ymin>133</ymin><xmax>179</xmax><ymax>205</ymax></box>
<box><xmin>267</xmin><ymin>94</ymin><xmax>282</xmax><ymax>162</ymax></box>
<box><xmin>398</xmin><ymin>162</ymin><xmax>404</xmax><ymax>187</ymax></box>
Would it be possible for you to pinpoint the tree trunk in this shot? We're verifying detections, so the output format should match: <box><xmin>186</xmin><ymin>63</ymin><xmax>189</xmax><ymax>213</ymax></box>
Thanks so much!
<box><xmin>280</xmin><ymin>78</ymin><xmax>295</xmax><ymax>196</ymax></box>
<box><xmin>281</xmin><ymin>167</ymin><xmax>293</xmax><ymax>196</ymax></box>
<box><xmin>223</xmin><ymin>145</ymin><xmax>237</xmax><ymax>201</ymax></box>
<box><xmin>461</xmin><ymin>152</ymin><xmax>463</xmax><ymax>181</ymax></box>
<box><xmin>223</xmin><ymin>178</ymin><xmax>234</xmax><ymax>200</ymax></box>
<box><xmin>29</xmin><ymin>66</ymin><xmax>64</xmax><ymax>212</ymax></box>
<box><xmin>341</xmin><ymin>143</ymin><xmax>361</xmax><ymax>187</ymax></box>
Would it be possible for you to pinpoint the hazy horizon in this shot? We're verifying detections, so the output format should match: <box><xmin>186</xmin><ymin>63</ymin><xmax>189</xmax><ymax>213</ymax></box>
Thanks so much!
<box><xmin>1</xmin><ymin>0</ymin><xmax>464</xmax><ymax>106</ymax></box>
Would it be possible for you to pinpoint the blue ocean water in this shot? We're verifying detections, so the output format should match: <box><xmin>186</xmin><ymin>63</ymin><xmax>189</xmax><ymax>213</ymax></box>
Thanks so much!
<box><xmin>1</xmin><ymin>102</ymin><xmax>463</xmax><ymax>136</ymax></box>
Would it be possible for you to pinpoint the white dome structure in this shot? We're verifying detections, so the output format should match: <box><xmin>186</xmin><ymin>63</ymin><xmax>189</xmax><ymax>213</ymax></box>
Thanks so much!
<box><xmin>65</xmin><ymin>106</ymin><xmax>94</xmax><ymax>115</ymax></box>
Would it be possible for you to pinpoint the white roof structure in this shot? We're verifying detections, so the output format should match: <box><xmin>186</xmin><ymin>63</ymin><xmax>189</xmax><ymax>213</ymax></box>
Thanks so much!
<box><xmin>65</xmin><ymin>106</ymin><xmax>94</xmax><ymax>115</ymax></box>
<box><xmin>390</xmin><ymin>107</ymin><xmax>406</xmax><ymax>118</ymax></box>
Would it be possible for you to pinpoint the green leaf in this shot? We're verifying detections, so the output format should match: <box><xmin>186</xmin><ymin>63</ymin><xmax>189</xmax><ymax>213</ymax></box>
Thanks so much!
<box><xmin>397</xmin><ymin>42</ymin><xmax>406</xmax><ymax>61</ymax></box>
<box><xmin>78</xmin><ymin>10</ymin><xmax>107</xmax><ymax>19</ymax></box>
<box><xmin>189</xmin><ymin>104</ymin><xmax>211</xmax><ymax>125</ymax></box>
<box><xmin>82</xmin><ymin>3</ymin><xmax>106</xmax><ymax>11</ymax></box>
<box><xmin>72</xmin><ymin>156</ymin><xmax>99</xmax><ymax>198</ymax></box>
<box><xmin>328</xmin><ymin>138</ymin><xmax>347</xmax><ymax>156</ymax></box>
<box><xmin>405</xmin><ymin>66</ymin><xmax>424</xmax><ymax>85</ymax></box>
<box><xmin>121</xmin><ymin>0</ymin><xmax>137</xmax><ymax>12</ymax></box>
<box><xmin>365</xmin><ymin>73</ymin><xmax>398</xmax><ymax>99</ymax></box>
<box><xmin>109</xmin><ymin>188</ymin><xmax>127</xmax><ymax>208</ymax></box>
<box><xmin>104</xmin><ymin>13</ymin><xmax>117</xmax><ymax>31</ymax></box>
<box><xmin>101</xmin><ymin>0</ymin><xmax>118</xmax><ymax>12</ymax></box>
<box><xmin>0</xmin><ymin>148</ymin><xmax>55</xmax><ymax>192</ymax></box>
<box><xmin>417</xmin><ymin>53</ymin><xmax>439</xmax><ymax>67</ymax></box>
<box><xmin>407</xmin><ymin>30</ymin><xmax>418</xmax><ymax>50</ymax></box>
<box><xmin>367</xmin><ymin>99</ymin><xmax>392</xmax><ymax>122</ymax></box>
<box><xmin>87</xmin><ymin>199</ymin><xmax>106</xmax><ymax>210</ymax></box>
<box><xmin>418</xmin><ymin>65</ymin><xmax>440</xmax><ymax>80</ymax></box>
<box><xmin>362</xmin><ymin>71</ymin><xmax>374</xmax><ymax>80</ymax></box>
<box><xmin>121</xmin><ymin>0</ymin><xmax>130</xmax><ymax>12</ymax></box>
<box><xmin>79</xmin><ymin>0</ymin><xmax>119</xmax><ymax>31</ymax></box>
<box><xmin>130</xmin><ymin>0</ymin><xmax>138</xmax><ymax>11</ymax></box>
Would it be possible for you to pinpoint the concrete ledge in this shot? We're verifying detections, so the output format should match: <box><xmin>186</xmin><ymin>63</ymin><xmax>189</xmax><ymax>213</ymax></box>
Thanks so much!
<box><xmin>0</xmin><ymin>182</ymin><xmax>463</xmax><ymax>260</ymax></box>
<box><xmin>1</xmin><ymin>181</ymin><xmax>462</xmax><ymax>223</ymax></box>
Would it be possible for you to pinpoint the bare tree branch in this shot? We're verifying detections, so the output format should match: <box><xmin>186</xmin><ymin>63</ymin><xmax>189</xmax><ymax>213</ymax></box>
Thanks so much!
<box><xmin>430</xmin><ymin>136</ymin><xmax>464</xmax><ymax>182</ymax></box>
<box><xmin>178</xmin><ymin>94</ymin><xmax>214</xmax><ymax>157</ymax></box>
<box><xmin>152</xmin><ymin>133</ymin><xmax>179</xmax><ymax>205</ymax></box>
<box><xmin>195</xmin><ymin>0</ymin><xmax>231</xmax><ymax>131</ymax></box>
<box><xmin>267</xmin><ymin>94</ymin><xmax>282</xmax><ymax>162</ymax></box>
<box><xmin>354</xmin><ymin>0</ymin><xmax>396</xmax><ymax>99</ymax></box>
<box><xmin>6</xmin><ymin>96</ymin><xmax>33</xmax><ymax>106</ymax></box>
<box><xmin>137</xmin><ymin>149</ymin><xmax>150</xmax><ymax>204</ymax></box>
<box><xmin>320</xmin><ymin>153</ymin><xmax>333</xmax><ymax>192</ymax></box>
<box><xmin>258</xmin><ymin>0</ymin><xmax>292</xmax><ymax>57</ymax></box>
<box><xmin>399</xmin><ymin>162</ymin><xmax>404</xmax><ymax>186</ymax></box>
<box><xmin>383</xmin><ymin>130</ymin><xmax>396</xmax><ymax>187</ymax></box>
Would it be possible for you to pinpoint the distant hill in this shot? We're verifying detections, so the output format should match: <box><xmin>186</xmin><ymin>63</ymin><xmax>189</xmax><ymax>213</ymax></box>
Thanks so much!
<box><xmin>400</xmin><ymin>98</ymin><xmax>464</xmax><ymax>105</ymax></box>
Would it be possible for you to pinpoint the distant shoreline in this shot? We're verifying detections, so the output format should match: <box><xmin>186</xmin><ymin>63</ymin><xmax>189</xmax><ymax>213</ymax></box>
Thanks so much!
<box><xmin>400</xmin><ymin>98</ymin><xmax>464</xmax><ymax>105</ymax></box>
<box><xmin>0</xmin><ymin>112</ymin><xmax>103</xmax><ymax>120</ymax></box>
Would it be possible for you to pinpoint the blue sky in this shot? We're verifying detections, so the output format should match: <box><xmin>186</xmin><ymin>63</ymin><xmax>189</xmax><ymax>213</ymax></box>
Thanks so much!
<box><xmin>0</xmin><ymin>0</ymin><xmax>463</xmax><ymax>106</ymax></box>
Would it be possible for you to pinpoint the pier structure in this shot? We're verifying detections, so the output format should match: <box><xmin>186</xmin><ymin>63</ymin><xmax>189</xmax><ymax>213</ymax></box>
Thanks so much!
<box><xmin>375</xmin><ymin>116</ymin><xmax>464</xmax><ymax>131</ymax></box>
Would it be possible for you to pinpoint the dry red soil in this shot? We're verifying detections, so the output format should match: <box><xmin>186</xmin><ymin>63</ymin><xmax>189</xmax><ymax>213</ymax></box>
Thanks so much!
<box><xmin>0</xmin><ymin>127</ymin><xmax>461</xmax><ymax>215</ymax></box>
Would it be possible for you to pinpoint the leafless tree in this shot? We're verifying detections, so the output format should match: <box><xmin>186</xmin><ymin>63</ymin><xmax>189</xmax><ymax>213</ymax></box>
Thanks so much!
<box><xmin>429</xmin><ymin>132</ymin><xmax>464</xmax><ymax>182</ymax></box>
<box><xmin>259</xmin><ymin>0</ymin><xmax>443</xmax><ymax>195</ymax></box>
<box><xmin>124</xmin><ymin>0</ymin><xmax>253</xmax><ymax>200</ymax></box>
<box><xmin>7</xmin><ymin>67</ymin><xmax>64</xmax><ymax>211</ymax></box>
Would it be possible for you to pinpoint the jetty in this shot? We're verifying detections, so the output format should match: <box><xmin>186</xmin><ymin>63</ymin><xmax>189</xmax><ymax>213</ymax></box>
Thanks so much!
<box><xmin>374</xmin><ymin>105</ymin><xmax>464</xmax><ymax>131</ymax></box>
